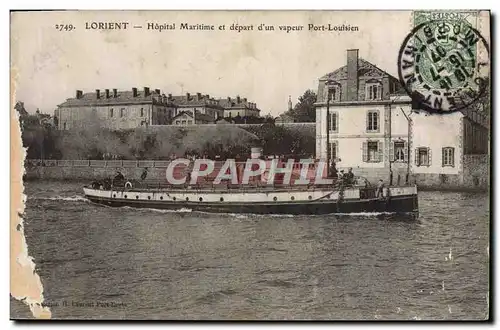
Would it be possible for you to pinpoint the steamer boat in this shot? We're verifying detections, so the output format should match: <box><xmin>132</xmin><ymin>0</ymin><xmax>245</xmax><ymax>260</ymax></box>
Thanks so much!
<box><xmin>83</xmin><ymin>179</ymin><xmax>419</xmax><ymax>216</ymax></box>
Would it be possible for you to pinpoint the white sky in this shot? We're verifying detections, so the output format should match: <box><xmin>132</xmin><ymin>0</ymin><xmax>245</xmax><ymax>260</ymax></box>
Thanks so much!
<box><xmin>11</xmin><ymin>10</ymin><xmax>413</xmax><ymax>116</ymax></box>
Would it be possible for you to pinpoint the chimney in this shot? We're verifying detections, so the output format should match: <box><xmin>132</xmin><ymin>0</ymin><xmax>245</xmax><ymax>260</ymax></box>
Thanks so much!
<box><xmin>186</xmin><ymin>92</ymin><xmax>190</xmax><ymax>100</ymax></box>
<box><xmin>76</xmin><ymin>90</ymin><xmax>83</xmax><ymax>99</ymax></box>
<box><xmin>227</xmin><ymin>97</ymin><xmax>231</xmax><ymax>102</ymax></box>
<box><xmin>196</xmin><ymin>92</ymin><xmax>201</xmax><ymax>101</ymax></box>
<box><xmin>346</xmin><ymin>49</ymin><xmax>359</xmax><ymax>101</ymax></box>
<box><xmin>168</xmin><ymin>93</ymin><xmax>172</xmax><ymax>99</ymax></box>
<box><xmin>205</xmin><ymin>94</ymin><xmax>210</xmax><ymax>99</ymax></box>
<box><xmin>243</xmin><ymin>98</ymin><xmax>247</xmax><ymax>103</ymax></box>
<box><xmin>236</xmin><ymin>96</ymin><xmax>241</xmax><ymax>103</ymax></box>
<box><xmin>155</xmin><ymin>88</ymin><xmax>160</xmax><ymax>94</ymax></box>
<box><xmin>144</xmin><ymin>87</ymin><xmax>150</xmax><ymax>97</ymax></box>
<box><xmin>96</xmin><ymin>89</ymin><xmax>100</xmax><ymax>99</ymax></box>
<box><xmin>132</xmin><ymin>87</ymin><xmax>138</xmax><ymax>97</ymax></box>
<box><xmin>113</xmin><ymin>88</ymin><xmax>118</xmax><ymax>98</ymax></box>
<box><xmin>105</xmin><ymin>89</ymin><xmax>110</xmax><ymax>98</ymax></box>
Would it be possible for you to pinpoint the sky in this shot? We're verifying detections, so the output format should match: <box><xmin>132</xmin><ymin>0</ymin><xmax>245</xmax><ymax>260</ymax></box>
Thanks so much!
<box><xmin>11</xmin><ymin>10</ymin><xmax>413</xmax><ymax>116</ymax></box>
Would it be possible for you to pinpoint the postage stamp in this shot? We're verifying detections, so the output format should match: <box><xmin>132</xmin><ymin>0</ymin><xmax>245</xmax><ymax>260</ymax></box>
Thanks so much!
<box><xmin>398</xmin><ymin>10</ymin><xmax>490</xmax><ymax>113</ymax></box>
<box><xmin>10</xmin><ymin>10</ymin><xmax>490</xmax><ymax>321</ymax></box>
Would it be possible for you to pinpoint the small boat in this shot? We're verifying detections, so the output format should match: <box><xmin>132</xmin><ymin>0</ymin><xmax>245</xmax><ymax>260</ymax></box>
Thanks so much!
<box><xmin>83</xmin><ymin>179</ymin><xmax>419</xmax><ymax>216</ymax></box>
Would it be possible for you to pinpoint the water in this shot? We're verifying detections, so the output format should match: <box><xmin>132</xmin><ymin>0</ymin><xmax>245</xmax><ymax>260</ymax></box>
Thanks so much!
<box><xmin>12</xmin><ymin>181</ymin><xmax>489</xmax><ymax>320</ymax></box>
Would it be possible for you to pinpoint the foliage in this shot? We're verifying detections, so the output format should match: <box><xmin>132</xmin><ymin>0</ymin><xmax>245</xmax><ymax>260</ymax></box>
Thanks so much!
<box><xmin>284</xmin><ymin>90</ymin><xmax>317</xmax><ymax>123</ymax></box>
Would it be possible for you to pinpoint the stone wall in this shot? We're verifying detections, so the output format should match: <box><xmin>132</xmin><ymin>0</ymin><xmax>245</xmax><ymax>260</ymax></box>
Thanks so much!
<box><xmin>462</xmin><ymin>154</ymin><xmax>489</xmax><ymax>190</ymax></box>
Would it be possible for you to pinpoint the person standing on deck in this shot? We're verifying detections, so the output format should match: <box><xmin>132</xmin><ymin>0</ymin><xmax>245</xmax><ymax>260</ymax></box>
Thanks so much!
<box><xmin>141</xmin><ymin>167</ymin><xmax>149</xmax><ymax>181</ymax></box>
<box><xmin>328</xmin><ymin>159</ymin><xmax>338</xmax><ymax>180</ymax></box>
<box><xmin>376</xmin><ymin>179</ymin><xmax>385</xmax><ymax>198</ymax></box>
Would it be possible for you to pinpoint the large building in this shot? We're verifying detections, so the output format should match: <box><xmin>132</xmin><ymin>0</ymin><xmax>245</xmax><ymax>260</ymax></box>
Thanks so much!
<box><xmin>315</xmin><ymin>49</ymin><xmax>489</xmax><ymax>189</ymax></box>
<box><xmin>168</xmin><ymin>93</ymin><xmax>225</xmax><ymax>121</ymax></box>
<box><xmin>55</xmin><ymin>87</ymin><xmax>177</xmax><ymax>130</ymax></box>
<box><xmin>171</xmin><ymin>110</ymin><xmax>215</xmax><ymax>126</ymax></box>
<box><xmin>218</xmin><ymin>96</ymin><xmax>261</xmax><ymax>118</ymax></box>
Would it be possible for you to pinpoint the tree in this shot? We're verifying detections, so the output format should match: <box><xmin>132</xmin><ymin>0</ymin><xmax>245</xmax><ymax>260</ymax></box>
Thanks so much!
<box><xmin>287</xmin><ymin>90</ymin><xmax>317</xmax><ymax>123</ymax></box>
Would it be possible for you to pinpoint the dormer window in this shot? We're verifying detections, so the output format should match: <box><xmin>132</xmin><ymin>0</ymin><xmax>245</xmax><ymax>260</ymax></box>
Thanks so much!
<box><xmin>365</xmin><ymin>80</ymin><xmax>382</xmax><ymax>100</ymax></box>
<box><xmin>325</xmin><ymin>81</ymin><xmax>341</xmax><ymax>102</ymax></box>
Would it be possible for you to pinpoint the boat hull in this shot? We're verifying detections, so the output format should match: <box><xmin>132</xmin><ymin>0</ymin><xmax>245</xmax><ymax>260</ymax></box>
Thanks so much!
<box><xmin>83</xmin><ymin>186</ymin><xmax>419</xmax><ymax>216</ymax></box>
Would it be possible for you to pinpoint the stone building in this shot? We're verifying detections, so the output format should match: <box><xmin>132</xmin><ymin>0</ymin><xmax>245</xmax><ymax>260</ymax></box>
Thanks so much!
<box><xmin>55</xmin><ymin>87</ymin><xmax>177</xmax><ymax>130</ymax></box>
<box><xmin>218</xmin><ymin>96</ymin><xmax>261</xmax><ymax>118</ymax></box>
<box><xmin>315</xmin><ymin>49</ymin><xmax>489</xmax><ymax>189</ymax></box>
<box><xmin>171</xmin><ymin>110</ymin><xmax>215</xmax><ymax>126</ymax></box>
<box><xmin>168</xmin><ymin>93</ymin><xmax>225</xmax><ymax>121</ymax></box>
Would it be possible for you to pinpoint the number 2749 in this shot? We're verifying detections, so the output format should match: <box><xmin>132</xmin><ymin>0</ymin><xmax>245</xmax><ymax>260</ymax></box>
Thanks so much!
<box><xmin>55</xmin><ymin>24</ymin><xmax>74</xmax><ymax>31</ymax></box>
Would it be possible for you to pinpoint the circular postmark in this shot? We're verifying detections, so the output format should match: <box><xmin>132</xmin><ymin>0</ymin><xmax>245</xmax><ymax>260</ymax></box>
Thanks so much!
<box><xmin>398</xmin><ymin>20</ymin><xmax>489</xmax><ymax>113</ymax></box>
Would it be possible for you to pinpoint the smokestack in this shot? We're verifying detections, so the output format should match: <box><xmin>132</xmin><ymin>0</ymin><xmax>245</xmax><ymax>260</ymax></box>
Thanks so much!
<box><xmin>132</xmin><ymin>87</ymin><xmax>138</xmax><ymax>97</ymax></box>
<box><xmin>76</xmin><ymin>90</ymin><xmax>83</xmax><ymax>99</ymax></box>
<box><xmin>113</xmin><ymin>89</ymin><xmax>117</xmax><ymax>98</ymax></box>
<box><xmin>95</xmin><ymin>89</ymin><xmax>100</xmax><ymax>99</ymax></box>
<box><xmin>155</xmin><ymin>88</ymin><xmax>160</xmax><ymax>94</ymax></box>
<box><xmin>227</xmin><ymin>97</ymin><xmax>231</xmax><ymax>103</ymax></box>
<box><xmin>144</xmin><ymin>87</ymin><xmax>150</xmax><ymax>97</ymax></box>
<box><xmin>186</xmin><ymin>92</ymin><xmax>190</xmax><ymax>100</ymax></box>
<box><xmin>105</xmin><ymin>89</ymin><xmax>110</xmax><ymax>98</ymax></box>
<box><xmin>196</xmin><ymin>92</ymin><xmax>202</xmax><ymax>101</ymax></box>
<box><xmin>236</xmin><ymin>96</ymin><xmax>241</xmax><ymax>103</ymax></box>
<box><xmin>346</xmin><ymin>49</ymin><xmax>359</xmax><ymax>101</ymax></box>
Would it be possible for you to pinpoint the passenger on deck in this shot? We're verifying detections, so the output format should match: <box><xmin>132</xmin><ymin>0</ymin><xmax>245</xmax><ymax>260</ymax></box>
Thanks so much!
<box><xmin>141</xmin><ymin>167</ymin><xmax>149</xmax><ymax>181</ymax></box>
<box><xmin>113</xmin><ymin>171</ymin><xmax>125</xmax><ymax>187</ymax></box>
<box><xmin>376</xmin><ymin>179</ymin><xmax>385</xmax><ymax>198</ymax></box>
<box><xmin>328</xmin><ymin>160</ymin><xmax>338</xmax><ymax>179</ymax></box>
<box><xmin>344</xmin><ymin>167</ymin><xmax>355</xmax><ymax>185</ymax></box>
<box><xmin>114</xmin><ymin>171</ymin><xmax>124</xmax><ymax>181</ymax></box>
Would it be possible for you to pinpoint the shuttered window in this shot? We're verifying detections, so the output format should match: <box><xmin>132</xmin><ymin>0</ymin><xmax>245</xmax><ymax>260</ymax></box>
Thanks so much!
<box><xmin>327</xmin><ymin>112</ymin><xmax>339</xmax><ymax>133</ymax></box>
<box><xmin>362</xmin><ymin>140</ymin><xmax>383</xmax><ymax>163</ymax></box>
<box><xmin>390</xmin><ymin>141</ymin><xmax>408</xmax><ymax>162</ymax></box>
<box><xmin>328</xmin><ymin>141</ymin><xmax>339</xmax><ymax>161</ymax></box>
<box><xmin>442</xmin><ymin>147</ymin><xmax>455</xmax><ymax>167</ymax></box>
<box><xmin>415</xmin><ymin>147</ymin><xmax>432</xmax><ymax>166</ymax></box>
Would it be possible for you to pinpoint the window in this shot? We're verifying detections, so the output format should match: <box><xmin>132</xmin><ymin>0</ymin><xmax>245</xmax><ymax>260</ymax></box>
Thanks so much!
<box><xmin>109</xmin><ymin>108</ymin><xmax>113</xmax><ymax>118</ymax></box>
<box><xmin>328</xmin><ymin>112</ymin><xmax>339</xmax><ymax>133</ymax></box>
<box><xmin>181</xmin><ymin>120</ymin><xmax>186</xmax><ymax>125</ymax></box>
<box><xmin>187</xmin><ymin>120</ymin><xmax>193</xmax><ymax>125</ymax></box>
<box><xmin>415</xmin><ymin>147</ymin><xmax>432</xmax><ymax>166</ymax></box>
<box><xmin>328</xmin><ymin>141</ymin><xmax>338</xmax><ymax>161</ymax></box>
<box><xmin>390</xmin><ymin>141</ymin><xmax>408</xmax><ymax>162</ymax></box>
<box><xmin>63</xmin><ymin>122</ymin><xmax>66</xmax><ymax>130</ymax></box>
<box><xmin>120</xmin><ymin>108</ymin><xmax>125</xmax><ymax>117</ymax></box>
<box><xmin>366</xmin><ymin>83</ymin><xmax>382</xmax><ymax>100</ymax></box>
<box><xmin>442</xmin><ymin>147</ymin><xmax>455</xmax><ymax>167</ymax></box>
<box><xmin>363</xmin><ymin>141</ymin><xmax>383</xmax><ymax>163</ymax></box>
<box><xmin>366</xmin><ymin>110</ymin><xmax>379</xmax><ymax>132</ymax></box>
<box><xmin>175</xmin><ymin>120</ymin><xmax>180</xmax><ymax>125</ymax></box>
<box><xmin>140</xmin><ymin>108</ymin><xmax>144</xmax><ymax>117</ymax></box>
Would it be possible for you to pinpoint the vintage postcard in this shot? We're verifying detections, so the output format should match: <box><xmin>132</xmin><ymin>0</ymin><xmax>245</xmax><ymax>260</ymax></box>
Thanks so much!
<box><xmin>10</xmin><ymin>10</ymin><xmax>490</xmax><ymax>320</ymax></box>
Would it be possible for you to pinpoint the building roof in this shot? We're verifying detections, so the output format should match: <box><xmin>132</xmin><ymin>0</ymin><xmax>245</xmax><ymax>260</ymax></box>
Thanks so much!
<box><xmin>169</xmin><ymin>94</ymin><xmax>224</xmax><ymax>109</ymax></box>
<box><xmin>275</xmin><ymin>113</ymin><xmax>294</xmax><ymax>123</ymax></box>
<box><xmin>172</xmin><ymin>110</ymin><xmax>215</xmax><ymax>123</ymax></box>
<box><xmin>320</xmin><ymin>58</ymin><xmax>399</xmax><ymax>81</ymax></box>
<box><xmin>319</xmin><ymin>57</ymin><xmax>406</xmax><ymax>96</ymax></box>
<box><xmin>58</xmin><ymin>90</ymin><xmax>177</xmax><ymax>108</ymax></box>
<box><xmin>218</xmin><ymin>97</ymin><xmax>261</xmax><ymax>112</ymax></box>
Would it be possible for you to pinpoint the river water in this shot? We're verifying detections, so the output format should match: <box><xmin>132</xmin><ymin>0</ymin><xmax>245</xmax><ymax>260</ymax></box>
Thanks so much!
<box><xmin>11</xmin><ymin>181</ymin><xmax>489</xmax><ymax>320</ymax></box>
